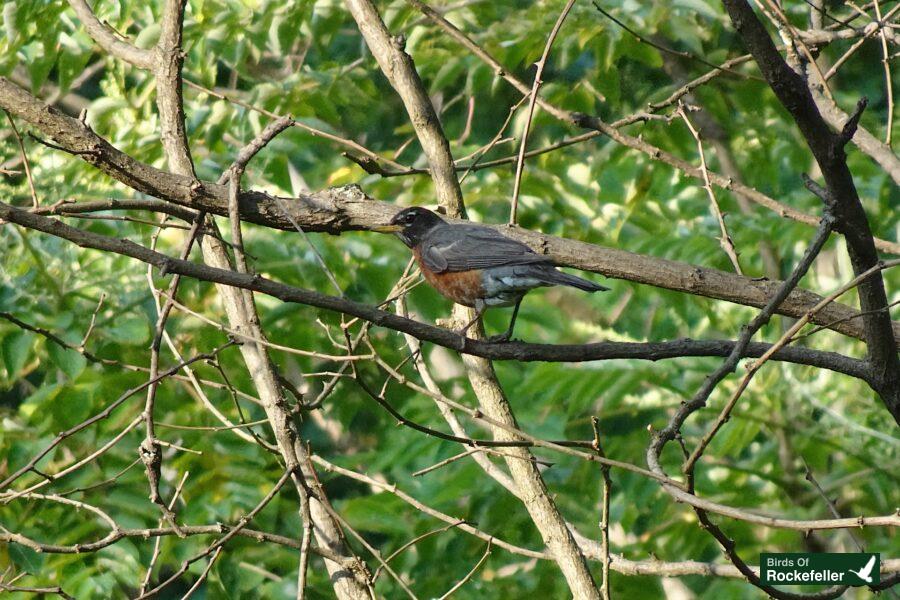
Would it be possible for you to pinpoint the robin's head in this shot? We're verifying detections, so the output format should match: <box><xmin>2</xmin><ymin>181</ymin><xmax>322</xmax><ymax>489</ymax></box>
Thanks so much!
<box><xmin>373</xmin><ymin>207</ymin><xmax>445</xmax><ymax>248</ymax></box>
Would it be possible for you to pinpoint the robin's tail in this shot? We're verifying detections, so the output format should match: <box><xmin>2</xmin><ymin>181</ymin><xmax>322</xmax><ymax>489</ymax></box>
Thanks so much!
<box><xmin>546</xmin><ymin>269</ymin><xmax>610</xmax><ymax>292</ymax></box>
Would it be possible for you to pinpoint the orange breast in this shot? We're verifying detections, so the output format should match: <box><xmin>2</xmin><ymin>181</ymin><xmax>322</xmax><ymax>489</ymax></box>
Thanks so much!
<box><xmin>413</xmin><ymin>247</ymin><xmax>484</xmax><ymax>307</ymax></box>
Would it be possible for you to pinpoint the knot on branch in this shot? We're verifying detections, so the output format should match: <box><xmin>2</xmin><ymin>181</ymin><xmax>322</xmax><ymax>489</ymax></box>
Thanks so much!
<box><xmin>801</xmin><ymin>173</ymin><xmax>838</xmax><ymax>215</ymax></box>
<box><xmin>139</xmin><ymin>438</ymin><xmax>163</xmax><ymax>503</ymax></box>
<box><xmin>342</xmin><ymin>152</ymin><xmax>384</xmax><ymax>175</ymax></box>
<box><xmin>157</xmin><ymin>258</ymin><xmax>174</xmax><ymax>278</ymax></box>
<box><xmin>188</xmin><ymin>180</ymin><xmax>203</xmax><ymax>200</ymax></box>
<box><xmin>569</xmin><ymin>112</ymin><xmax>592</xmax><ymax>129</ymax></box>
<box><xmin>836</xmin><ymin>97</ymin><xmax>868</xmax><ymax>150</ymax></box>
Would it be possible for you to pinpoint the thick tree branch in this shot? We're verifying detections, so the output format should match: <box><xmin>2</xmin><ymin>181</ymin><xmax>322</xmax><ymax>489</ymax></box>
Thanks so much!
<box><xmin>154</xmin><ymin>0</ymin><xmax>195</xmax><ymax>177</ymax></box>
<box><xmin>65</xmin><ymin>0</ymin><xmax>155</xmax><ymax>69</ymax></box>
<box><xmin>61</xmin><ymin>0</ymin><xmax>372</xmax><ymax>593</ymax></box>
<box><xmin>722</xmin><ymin>0</ymin><xmax>900</xmax><ymax>423</ymax></box>
<box><xmin>0</xmin><ymin>76</ymin><xmax>894</xmax><ymax>347</ymax></box>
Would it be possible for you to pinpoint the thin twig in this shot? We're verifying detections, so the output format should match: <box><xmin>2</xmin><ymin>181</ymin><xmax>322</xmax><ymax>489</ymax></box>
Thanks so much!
<box><xmin>509</xmin><ymin>0</ymin><xmax>576</xmax><ymax>224</ymax></box>
<box><xmin>373</xmin><ymin>522</ymin><xmax>465</xmax><ymax>581</ymax></box>
<box><xmin>759</xmin><ymin>0</ymin><xmax>835</xmax><ymax>101</ymax></box>
<box><xmin>184</xmin><ymin>78</ymin><xmax>412</xmax><ymax>173</ymax></box>
<box><xmin>141</xmin><ymin>471</ymin><xmax>191</xmax><ymax>594</ymax></box>
<box><xmin>296</xmin><ymin>489</ymin><xmax>313</xmax><ymax>600</ymax></box>
<box><xmin>678</xmin><ymin>104</ymin><xmax>743</xmax><ymax>274</ymax></box>
<box><xmin>142</xmin><ymin>212</ymin><xmax>207</xmax><ymax>532</ymax></box>
<box><xmin>459</xmin><ymin>95</ymin><xmax>527</xmax><ymax>184</ymax></box>
<box><xmin>801</xmin><ymin>459</ymin><xmax>864</xmax><ymax>552</ymax></box>
<box><xmin>592</xmin><ymin>418</ymin><xmax>612</xmax><ymax>600</ymax></box>
<box><xmin>0</xmin><ymin>344</ymin><xmax>232</xmax><ymax>491</ymax></box>
<box><xmin>78</xmin><ymin>292</ymin><xmax>106</xmax><ymax>348</ymax></box>
<box><xmin>823</xmin><ymin>35</ymin><xmax>868</xmax><ymax>81</ymax></box>
<box><xmin>591</xmin><ymin>1</ymin><xmax>759</xmax><ymax>80</ymax></box>
<box><xmin>3</xmin><ymin>111</ymin><xmax>38</xmax><ymax>206</ymax></box>
<box><xmin>437</xmin><ymin>539</ymin><xmax>492</xmax><ymax>600</ymax></box>
<box><xmin>180</xmin><ymin>547</ymin><xmax>222</xmax><ymax>600</ymax></box>
<box><xmin>273</xmin><ymin>195</ymin><xmax>344</xmax><ymax>296</ymax></box>
<box><xmin>682</xmin><ymin>214</ymin><xmax>836</xmax><ymax>474</ymax></box>
<box><xmin>136</xmin><ymin>468</ymin><xmax>294</xmax><ymax>599</ymax></box>
<box><xmin>873</xmin><ymin>0</ymin><xmax>894</xmax><ymax>145</ymax></box>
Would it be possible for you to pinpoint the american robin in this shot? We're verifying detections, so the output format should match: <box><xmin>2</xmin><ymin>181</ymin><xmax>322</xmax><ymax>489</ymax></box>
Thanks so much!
<box><xmin>374</xmin><ymin>207</ymin><xmax>609</xmax><ymax>341</ymax></box>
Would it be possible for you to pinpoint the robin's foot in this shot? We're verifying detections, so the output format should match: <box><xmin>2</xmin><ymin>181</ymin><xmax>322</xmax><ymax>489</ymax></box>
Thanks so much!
<box><xmin>486</xmin><ymin>332</ymin><xmax>513</xmax><ymax>343</ymax></box>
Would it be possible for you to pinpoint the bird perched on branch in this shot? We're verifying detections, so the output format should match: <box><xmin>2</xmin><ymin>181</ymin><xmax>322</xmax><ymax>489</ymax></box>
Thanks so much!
<box><xmin>373</xmin><ymin>207</ymin><xmax>609</xmax><ymax>341</ymax></box>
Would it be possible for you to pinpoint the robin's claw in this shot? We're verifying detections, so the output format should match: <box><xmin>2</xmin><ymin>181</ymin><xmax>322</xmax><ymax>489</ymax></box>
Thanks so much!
<box><xmin>486</xmin><ymin>333</ymin><xmax>513</xmax><ymax>343</ymax></box>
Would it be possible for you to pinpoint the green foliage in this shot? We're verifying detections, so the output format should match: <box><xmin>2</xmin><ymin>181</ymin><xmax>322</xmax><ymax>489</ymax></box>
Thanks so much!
<box><xmin>1</xmin><ymin>0</ymin><xmax>897</xmax><ymax>598</ymax></box>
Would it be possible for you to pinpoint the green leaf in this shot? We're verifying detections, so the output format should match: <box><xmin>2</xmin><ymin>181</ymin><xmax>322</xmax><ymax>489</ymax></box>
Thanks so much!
<box><xmin>103</xmin><ymin>316</ymin><xmax>151</xmax><ymax>346</ymax></box>
<box><xmin>56</xmin><ymin>48</ymin><xmax>92</xmax><ymax>94</ymax></box>
<box><xmin>47</xmin><ymin>343</ymin><xmax>87</xmax><ymax>380</ymax></box>
<box><xmin>9</xmin><ymin>544</ymin><xmax>45</xmax><ymax>573</ymax></box>
<box><xmin>134</xmin><ymin>23</ymin><xmax>160</xmax><ymax>49</ymax></box>
<box><xmin>1</xmin><ymin>330</ymin><xmax>33</xmax><ymax>378</ymax></box>
<box><xmin>340</xmin><ymin>493</ymin><xmax>410</xmax><ymax>535</ymax></box>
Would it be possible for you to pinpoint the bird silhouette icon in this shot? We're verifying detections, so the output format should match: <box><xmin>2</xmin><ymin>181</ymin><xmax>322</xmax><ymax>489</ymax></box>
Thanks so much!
<box><xmin>848</xmin><ymin>555</ymin><xmax>876</xmax><ymax>583</ymax></box>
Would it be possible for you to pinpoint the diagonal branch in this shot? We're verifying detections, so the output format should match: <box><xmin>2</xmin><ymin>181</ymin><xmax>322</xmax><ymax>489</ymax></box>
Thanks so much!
<box><xmin>343</xmin><ymin>3</ymin><xmax>597</xmax><ymax>597</ymax></box>
<box><xmin>810</xmin><ymin>82</ymin><xmax>900</xmax><ymax>186</ymax></box>
<box><xmin>65</xmin><ymin>0</ymin><xmax>155</xmax><ymax>69</ymax></box>
<box><xmin>509</xmin><ymin>0</ymin><xmax>577</xmax><ymax>224</ymax></box>
<box><xmin>722</xmin><ymin>0</ymin><xmax>900</xmax><ymax>423</ymax></box>
<box><xmin>344</xmin><ymin>0</ymin><xmax>465</xmax><ymax>215</ymax></box>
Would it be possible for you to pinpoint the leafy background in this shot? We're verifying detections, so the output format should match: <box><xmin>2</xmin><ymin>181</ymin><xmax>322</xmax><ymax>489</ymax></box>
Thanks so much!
<box><xmin>1</xmin><ymin>0</ymin><xmax>897</xmax><ymax>597</ymax></box>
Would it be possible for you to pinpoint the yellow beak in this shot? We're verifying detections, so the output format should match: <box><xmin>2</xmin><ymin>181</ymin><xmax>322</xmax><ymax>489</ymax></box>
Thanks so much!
<box><xmin>371</xmin><ymin>224</ymin><xmax>403</xmax><ymax>233</ymax></box>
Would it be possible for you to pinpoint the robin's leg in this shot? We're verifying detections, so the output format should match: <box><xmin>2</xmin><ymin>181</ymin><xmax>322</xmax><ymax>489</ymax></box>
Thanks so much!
<box><xmin>488</xmin><ymin>297</ymin><xmax>522</xmax><ymax>343</ymax></box>
<box><xmin>457</xmin><ymin>299</ymin><xmax>485</xmax><ymax>337</ymax></box>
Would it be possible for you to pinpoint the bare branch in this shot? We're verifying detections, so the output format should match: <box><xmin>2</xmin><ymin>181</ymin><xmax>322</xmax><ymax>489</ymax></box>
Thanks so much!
<box><xmin>678</xmin><ymin>105</ymin><xmax>743</xmax><ymax>274</ymax></box>
<box><xmin>65</xmin><ymin>0</ymin><xmax>155</xmax><ymax>69</ymax></box>
<box><xmin>682</xmin><ymin>214</ymin><xmax>836</xmax><ymax>474</ymax></box>
<box><xmin>722</xmin><ymin>0</ymin><xmax>900</xmax><ymax>423</ymax></box>
<box><xmin>872</xmin><ymin>0</ymin><xmax>895</xmax><ymax>145</ymax></box>
<box><xmin>509</xmin><ymin>0</ymin><xmax>577</xmax><ymax>224</ymax></box>
<box><xmin>810</xmin><ymin>84</ymin><xmax>900</xmax><ymax>185</ymax></box>
<box><xmin>3</xmin><ymin>111</ymin><xmax>38</xmax><ymax>206</ymax></box>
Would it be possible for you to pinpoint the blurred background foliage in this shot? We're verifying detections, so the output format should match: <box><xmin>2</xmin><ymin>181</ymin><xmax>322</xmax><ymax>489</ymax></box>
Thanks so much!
<box><xmin>0</xmin><ymin>0</ymin><xmax>898</xmax><ymax>597</ymax></box>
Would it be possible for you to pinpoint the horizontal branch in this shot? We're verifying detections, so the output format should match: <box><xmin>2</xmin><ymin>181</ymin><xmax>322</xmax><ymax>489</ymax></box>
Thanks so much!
<box><xmin>0</xmin><ymin>523</ymin><xmax>352</xmax><ymax>567</ymax></box>
<box><xmin>0</xmin><ymin>202</ymin><xmax>878</xmax><ymax>382</ymax></box>
<box><xmin>314</xmin><ymin>452</ymin><xmax>900</xmax><ymax>532</ymax></box>
<box><xmin>0</xmin><ymin>77</ymin><xmax>897</xmax><ymax>346</ymax></box>
<box><xmin>5</xmin><ymin>519</ymin><xmax>898</xmax><ymax>580</ymax></box>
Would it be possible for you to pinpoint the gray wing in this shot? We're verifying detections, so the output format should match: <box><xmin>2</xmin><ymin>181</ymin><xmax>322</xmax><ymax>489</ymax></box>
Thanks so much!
<box><xmin>420</xmin><ymin>224</ymin><xmax>553</xmax><ymax>273</ymax></box>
